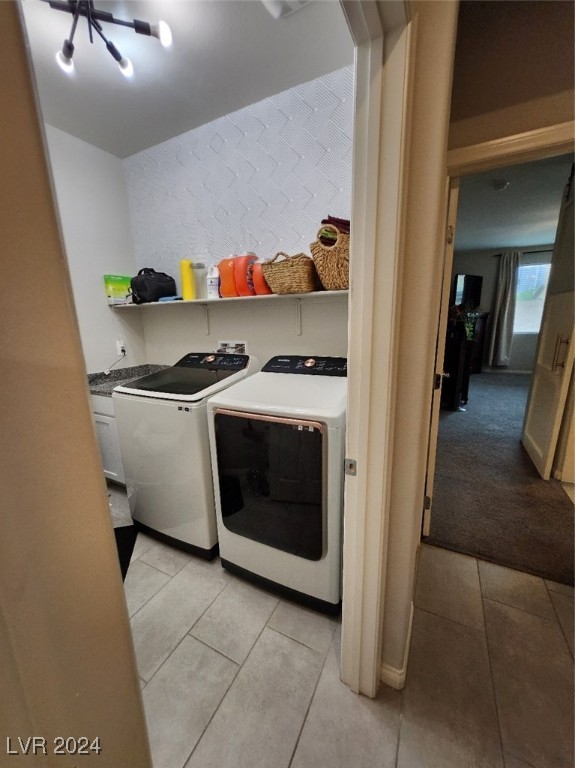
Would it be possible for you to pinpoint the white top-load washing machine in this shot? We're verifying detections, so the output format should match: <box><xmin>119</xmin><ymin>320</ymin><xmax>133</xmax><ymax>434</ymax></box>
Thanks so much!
<box><xmin>207</xmin><ymin>355</ymin><xmax>347</xmax><ymax>611</ymax></box>
<box><xmin>112</xmin><ymin>352</ymin><xmax>258</xmax><ymax>558</ymax></box>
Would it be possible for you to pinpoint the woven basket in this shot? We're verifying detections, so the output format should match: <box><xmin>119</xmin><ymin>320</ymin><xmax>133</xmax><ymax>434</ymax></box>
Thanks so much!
<box><xmin>310</xmin><ymin>224</ymin><xmax>349</xmax><ymax>290</ymax></box>
<box><xmin>261</xmin><ymin>252</ymin><xmax>319</xmax><ymax>294</ymax></box>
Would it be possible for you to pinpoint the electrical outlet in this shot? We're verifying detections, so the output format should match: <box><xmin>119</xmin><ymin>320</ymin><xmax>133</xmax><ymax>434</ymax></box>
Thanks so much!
<box><xmin>116</xmin><ymin>339</ymin><xmax>126</xmax><ymax>356</ymax></box>
<box><xmin>218</xmin><ymin>340</ymin><xmax>247</xmax><ymax>354</ymax></box>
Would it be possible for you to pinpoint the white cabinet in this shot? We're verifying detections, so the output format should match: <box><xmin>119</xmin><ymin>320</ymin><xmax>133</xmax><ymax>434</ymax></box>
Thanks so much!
<box><xmin>91</xmin><ymin>395</ymin><xmax>125</xmax><ymax>484</ymax></box>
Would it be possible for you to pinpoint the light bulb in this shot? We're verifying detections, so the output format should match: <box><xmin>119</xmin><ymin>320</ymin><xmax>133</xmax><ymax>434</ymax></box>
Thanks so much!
<box><xmin>55</xmin><ymin>49</ymin><xmax>74</xmax><ymax>74</ymax></box>
<box><xmin>151</xmin><ymin>20</ymin><xmax>172</xmax><ymax>48</ymax></box>
<box><xmin>56</xmin><ymin>39</ymin><xmax>74</xmax><ymax>74</ymax></box>
<box><xmin>119</xmin><ymin>57</ymin><xmax>134</xmax><ymax>78</ymax></box>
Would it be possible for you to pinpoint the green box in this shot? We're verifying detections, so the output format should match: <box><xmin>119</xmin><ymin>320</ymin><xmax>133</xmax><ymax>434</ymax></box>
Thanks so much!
<box><xmin>104</xmin><ymin>274</ymin><xmax>132</xmax><ymax>305</ymax></box>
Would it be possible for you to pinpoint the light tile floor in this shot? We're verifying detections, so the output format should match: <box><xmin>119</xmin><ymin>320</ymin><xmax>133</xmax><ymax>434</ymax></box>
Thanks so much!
<box><xmin>124</xmin><ymin>535</ymin><xmax>574</xmax><ymax>768</ymax></box>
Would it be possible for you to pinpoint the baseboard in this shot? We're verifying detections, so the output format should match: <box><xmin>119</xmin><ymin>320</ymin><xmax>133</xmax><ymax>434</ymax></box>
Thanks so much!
<box><xmin>380</xmin><ymin>662</ymin><xmax>406</xmax><ymax>690</ymax></box>
<box><xmin>380</xmin><ymin>601</ymin><xmax>414</xmax><ymax>690</ymax></box>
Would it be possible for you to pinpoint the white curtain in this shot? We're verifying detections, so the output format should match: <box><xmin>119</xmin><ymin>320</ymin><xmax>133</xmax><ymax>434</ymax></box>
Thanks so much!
<box><xmin>488</xmin><ymin>250</ymin><xmax>520</xmax><ymax>367</ymax></box>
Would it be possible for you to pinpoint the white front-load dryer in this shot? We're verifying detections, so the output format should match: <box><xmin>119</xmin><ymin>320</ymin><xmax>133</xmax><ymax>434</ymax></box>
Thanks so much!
<box><xmin>112</xmin><ymin>352</ymin><xmax>258</xmax><ymax>558</ymax></box>
<box><xmin>207</xmin><ymin>355</ymin><xmax>347</xmax><ymax>610</ymax></box>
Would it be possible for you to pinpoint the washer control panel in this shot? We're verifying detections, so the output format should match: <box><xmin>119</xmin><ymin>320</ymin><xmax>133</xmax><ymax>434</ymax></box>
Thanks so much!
<box><xmin>262</xmin><ymin>356</ymin><xmax>347</xmax><ymax>377</ymax></box>
<box><xmin>175</xmin><ymin>352</ymin><xmax>249</xmax><ymax>370</ymax></box>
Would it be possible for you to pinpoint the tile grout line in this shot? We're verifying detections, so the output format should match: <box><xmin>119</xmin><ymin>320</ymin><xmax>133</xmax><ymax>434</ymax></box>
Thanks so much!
<box><xmin>475</xmin><ymin>557</ymin><xmax>487</xmax><ymax>633</ymax></box>
<box><xmin>127</xmin><ymin>554</ymin><xmax>227</xmax><ymax>622</ymax></box>
<box><xmin>479</xmin><ymin>592</ymin><xmax>562</xmax><ymax>624</ymax></box>
<box><xmin>478</xmin><ymin>561</ymin><xmax>507</xmax><ymax>768</ymax></box>
<box><xmin>142</xmin><ymin>592</ymin><xmax>266</xmax><ymax>765</ymax></box>
<box><xmin>181</xmin><ymin>576</ymin><xmax>234</xmax><ymax>641</ymax></box>
<box><xmin>415</xmin><ymin>605</ymin><xmax>486</xmax><ymax>635</ymax></box>
<box><xmin>131</xmin><ymin>556</ymin><xmax>169</xmax><ymax>577</ymax></box>
<box><xmin>267</xmin><ymin>598</ymin><xmax>281</xmax><ymax>626</ymax></box>
<box><xmin>140</xmin><ymin>627</ymin><xmax>197</xmax><ymax>687</ymax></box>
<box><xmin>265</xmin><ymin>622</ymin><xmax>338</xmax><ymax>656</ymax></box>
<box><xmin>481</xmin><ymin>592</ymin><xmax>575</xmax><ymax>631</ymax></box>
<box><xmin>265</xmin><ymin>596</ymin><xmax>341</xmax><ymax>654</ymax></box>
<box><xmin>129</xmin><ymin>531</ymin><xmax>160</xmax><ymax>563</ymax></box>
<box><xmin>181</xmin><ymin>605</ymin><xmax>280</xmax><ymax>768</ymax></box>
<box><xmin>136</xmin><ymin>573</ymin><xmax>231</xmax><ymax>683</ymax></box>
<box><xmin>545</xmin><ymin>581</ymin><xmax>575</xmax><ymax>596</ymax></box>
<box><xmin>141</xmin><ymin>629</ymin><xmax>208</xmax><ymax>687</ymax></box>
<box><xmin>126</xmin><ymin>565</ymin><xmax>175</xmax><ymax>621</ymax></box>
<box><xmin>137</xmin><ymin>555</ymin><xmax>191</xmax><ymax>578</ymax></box>
<box><xmin>169</xmin><ymin>639</ymin><xmax>242</xmax><ymax>768</ymax></box>
<box><xmin>188</xmin><ymin>590</ymin><xmax>282</xmax><ymax>664</ymax></box>
<box><xmin>543</xmin><ymin>579</ymin><xmax>574</xmax><ymax>661</ymax></box>
<box><xmin>189</xmin><ymin>632</ymin><xmax>245</xmax><ymax>667</ymax></box>
<box><xmin>393</xmin><ymin>712</ymin><xmax>404</xmax><ymax>768</ymax></box>
<box><xmin>182</xmin><ymin>611</ymin><xmax>333</xmax><ymax>768</ymax></box>
<box><xmin>504</xmin><ymin>749</ymin><xmax>539</xmax><ymax>768</ymax></box>
<box><xmin>286</xmin><ymin>633</ymin><xmax>333</xmax><ymax>768</ymax></box>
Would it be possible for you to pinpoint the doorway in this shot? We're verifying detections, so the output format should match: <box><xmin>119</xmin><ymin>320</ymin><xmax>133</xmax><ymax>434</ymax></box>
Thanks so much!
<box><xmin>425</xmin><ymin>153</ymin><xmax>575</xmax><ymax>586</ymax></box>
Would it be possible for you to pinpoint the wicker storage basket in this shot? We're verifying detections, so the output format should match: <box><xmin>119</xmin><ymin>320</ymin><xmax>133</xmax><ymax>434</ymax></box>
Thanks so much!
<box><xmin>260</xmin><ymin>252</ymin><xmax>319</xmax><ymax>294</ymax></box>
<box><xmin>310</xmin><ymin>224</ymin><xmax>349</xmax><ymax>290</ymax></box>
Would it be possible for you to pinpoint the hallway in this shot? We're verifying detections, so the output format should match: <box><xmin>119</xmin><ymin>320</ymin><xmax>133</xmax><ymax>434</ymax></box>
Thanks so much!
<box><xmin>427</xmin><ymin>372</ymin><xmax>574</xmax><ymax>584</ymax></box>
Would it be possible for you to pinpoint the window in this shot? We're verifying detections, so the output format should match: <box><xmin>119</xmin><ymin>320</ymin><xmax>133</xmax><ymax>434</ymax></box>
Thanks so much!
<box><xmin>513</xmin><ymin>263</ymin><xmax>551</xmax><ymax>334</ymax></box>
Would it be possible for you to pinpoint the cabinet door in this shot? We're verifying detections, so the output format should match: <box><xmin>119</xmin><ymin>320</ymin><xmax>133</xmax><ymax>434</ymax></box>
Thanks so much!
<box><xmin>94</xmin><ymin>413</ymin><xmax>125</xmax><ymax>484</ymax></box>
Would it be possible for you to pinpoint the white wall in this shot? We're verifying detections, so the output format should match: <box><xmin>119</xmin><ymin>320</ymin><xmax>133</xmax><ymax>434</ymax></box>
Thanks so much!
<box><xmin>452</xmin><ymin>246</ymin><xmax>553</xmax><ymax>371</ymax></box>
<box><xmin>123</xmin><ymin>66</ymin><xmax>354</xmax><ymax>291</ymax></box>
<box><xmin>44</xmin><ymin>68</ymin><xmax>353</xmax><ymax>373</ymax></box>
<box><xmin>138</xmin><ymin>294</ymin><xmax>348</xmax><ymax>366</ymax></box>
<box><xmin>45</xmin><ymin>125</ymin><xmax>146</xmax><ymax>373</ymax></box>
<box><xmin>449</xmin><ymin>1</ymin><xmax>574</xmax><ymax>150</ymax></box>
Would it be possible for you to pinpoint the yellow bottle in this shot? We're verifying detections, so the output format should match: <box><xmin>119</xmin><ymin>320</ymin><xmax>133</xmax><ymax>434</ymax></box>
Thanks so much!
<box><xmin>180</xmin><ymin>259</ymin><xmax>196</xmax><ymax>301</ymax></box>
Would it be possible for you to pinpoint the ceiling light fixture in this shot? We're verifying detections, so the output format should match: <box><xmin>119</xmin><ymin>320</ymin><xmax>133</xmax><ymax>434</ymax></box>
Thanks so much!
<box><xmin>45</xmin><ymin>0</ymin><xmax>172</xmax><ymax>78</ymax></box>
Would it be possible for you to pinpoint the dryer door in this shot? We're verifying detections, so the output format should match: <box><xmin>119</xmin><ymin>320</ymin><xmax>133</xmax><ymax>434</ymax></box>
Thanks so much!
<box><xmin>213</xmin><ymin>409</ymin><xmax>326</xmax><ymax>560</ymax></box>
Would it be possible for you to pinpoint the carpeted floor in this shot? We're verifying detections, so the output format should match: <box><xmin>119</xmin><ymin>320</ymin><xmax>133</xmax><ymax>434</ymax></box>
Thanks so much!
<box><xmin>426</xmin><ymin>372</ymin><xmax>574</xmax><ymax>585</ymax></box>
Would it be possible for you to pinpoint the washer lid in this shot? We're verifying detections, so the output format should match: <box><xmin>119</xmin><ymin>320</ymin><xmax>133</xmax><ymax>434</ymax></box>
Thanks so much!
<box><xmin>208</xmin><ymin>370</ymin><xmax>347</xmax><ymax>426</ymax></box>
<box><xmin>113</xmin><ymin>352</ymin><xmax>253</xmax><ymax>401</ymax></box>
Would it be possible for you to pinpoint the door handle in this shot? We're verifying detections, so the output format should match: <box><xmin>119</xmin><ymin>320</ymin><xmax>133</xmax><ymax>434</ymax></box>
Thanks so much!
<box><xmin>434</xmin><ymin>372</ymin><xmax>450</xmax><ymax>389</ymax></box>
<box><xmin>552</xmin><ymin>334</ymin><xmax>570</xmax><ymax>372</ymax></box>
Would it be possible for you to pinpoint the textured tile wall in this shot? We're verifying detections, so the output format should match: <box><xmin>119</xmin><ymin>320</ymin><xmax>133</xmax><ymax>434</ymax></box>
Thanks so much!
<box><xmin>123</xmin><ymin>66</ymin><xmax>353</xmax><ymax>277</ymax></box>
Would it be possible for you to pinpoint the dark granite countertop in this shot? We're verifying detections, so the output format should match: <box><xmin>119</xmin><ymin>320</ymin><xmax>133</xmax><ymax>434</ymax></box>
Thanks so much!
<box><xmin>88</xmin><ymin>364</ymin><xmax>168</xmax><ymax>396</ymax></box>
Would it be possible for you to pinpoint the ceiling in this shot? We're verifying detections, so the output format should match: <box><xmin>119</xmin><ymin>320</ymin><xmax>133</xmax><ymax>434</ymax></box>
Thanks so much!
<box><xmin>456</xmin><ymin>153</ymin><xmax>574</xmax><ymax>251</ymax></box>
<box><xmin>19</xmin><ymin>2</ymin><xmax>573</xmax><ymax>251</ymax></box>
<box><xmin>20</xmin><ymin>0</ymin><xmax>354</xmax><ymax>158</ymax></box>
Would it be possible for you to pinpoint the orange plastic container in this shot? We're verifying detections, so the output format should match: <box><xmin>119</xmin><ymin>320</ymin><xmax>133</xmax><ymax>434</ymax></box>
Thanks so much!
<box><xmin>217</xmin><ymin>257</ymin><xmax>239</xmax><ymax>298</ymax></box>
<box><xmin>251</xmin><ymin>262</ymin><xmax>273</xmax><ymax>295</ymax></box>
<box><xmin>234</xmin><ymin>254</ymin><xmax>257</xmax><ymax>296</ymax></box>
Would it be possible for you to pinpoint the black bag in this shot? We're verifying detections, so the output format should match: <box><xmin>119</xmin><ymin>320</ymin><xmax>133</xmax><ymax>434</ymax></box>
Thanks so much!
<box><xmin>130</xmin><ymin>268</ymin><xmax>177</xmax><ymax>304</ymax></box>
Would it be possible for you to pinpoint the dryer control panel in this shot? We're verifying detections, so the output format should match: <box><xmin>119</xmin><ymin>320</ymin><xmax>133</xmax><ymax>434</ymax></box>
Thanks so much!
<box><xmin>262</xmin><ymin>356</ymin><xmax>347</xmax><ymax>377</ymax></box>
<box><xmin>175</xmin><ymin>352</ymin><xmax>249</xmax><ymax>370</ymax></box>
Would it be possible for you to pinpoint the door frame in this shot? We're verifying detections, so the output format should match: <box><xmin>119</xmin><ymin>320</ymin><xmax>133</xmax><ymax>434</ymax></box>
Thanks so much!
<box><xmin>339</xmin><ymin>0</ymin><xmax>412</xmax><ymax>697</ymax></box>
<box><xmin>341</xmin><ymin>0</ymin><xmax>461</xmax><ymax>695</ymax></box>
<box><xmin>447</xmin><ymin>122</ymin><xmax>574</xmax><ymax>177</ymax></box>
<box><xmin>423</xmin><ymin>121</ymin><xmax>575</xmax><ymax>531</ymax></box>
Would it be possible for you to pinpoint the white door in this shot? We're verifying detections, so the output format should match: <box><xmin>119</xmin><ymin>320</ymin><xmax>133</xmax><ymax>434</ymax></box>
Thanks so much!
<box><xmin>422</xmin><ymin>179</ymin><xmax>460</xmax><ymax>536</ymax></box>
<box><xmin>521</xmin><ymin>168</ymin><xmax>575</xmax><ymax>479</ymax></box>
